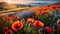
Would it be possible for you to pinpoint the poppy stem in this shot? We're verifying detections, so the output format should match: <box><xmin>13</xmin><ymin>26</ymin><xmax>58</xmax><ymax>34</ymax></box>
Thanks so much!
<box><xmin>57</xmin><ymin>19</ymin><xmax>60</xmax><ymax>24</ymax></box>
<box><xmin>57</xmin><ymin>27</ymin><xmax>59</xmax><ymax>34</ymax></box>
<box><xmin>29</xmin><ymin>23</ymin><xmax>31</xmax><ymax>27</ymax></box>
<box><xmin>38</xmin><ymin>29</ymin><xmax>42</xmax><ymax>34</ymax></box>
<box><xmin>26</xmin><ymin>22</ymin><xmax>28</xmax><ymax>26</ymax></box>
<box><xmin>43</xmin><ymin>32</ymin><xmax>45</xmax><ymax>34</ymax></box>
<box><xmin>21</xmin><ymin>18</ymin><xmax>25</xmax><ymax>24</ymax></box>
<box><xmin>57</xmin><ymin>19</ymin><xmax>60</xmax><ymax>34</ymax></box>
<box><xmin>10</xmin><ymin>20</ymin><xmax>13</xmax><ymax>24</ymax></box>
<box><xmin>17</xmin><ymin>31</ymin><xmax>19</xmax><ymax>34</ymax></box>
<box><xmin>52</xmin><ymin>26</ymin><xmax>54</xmax><ymax>34</ymax></box>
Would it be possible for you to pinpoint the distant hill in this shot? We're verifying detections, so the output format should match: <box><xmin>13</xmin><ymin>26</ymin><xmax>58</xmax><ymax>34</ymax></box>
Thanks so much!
<box><xmin>0</xmin><ymin>2</ymin><xmax>7</xmax><ymax>6</ymax></box>
<box><xmin>45</xmin><ymin>3</ymin><xmax>60</xmax><ymax>7</ymax></box>
<box><xmin>29</xmin><ymin>2</ymin><xmax>60</xmax><ymax>6</ymax></box>
<box><xmin>51</xmin><ymin>3</ymin><xmax>60</xmax><ymax>5</ymax></box>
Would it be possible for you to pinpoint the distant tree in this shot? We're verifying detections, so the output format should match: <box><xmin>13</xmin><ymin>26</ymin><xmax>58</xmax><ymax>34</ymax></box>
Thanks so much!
<box><xmin>28</xmin><ymin>5</ymin><xmax>31</xmax><ymax>7</ymax></box>
<box><xmin>17</xmin><ymin>6</ymin><xmax>19</xmax><ymax>8</ymax></box>
<box><xmin>0</xmin><ymin>6</ymin><xmax>4</xmax><ymax>11</ymax></box>
<box><xmin>4</xmin><ymin>8</ymin><xmax>8</xmax><ymax>10</ymax></box>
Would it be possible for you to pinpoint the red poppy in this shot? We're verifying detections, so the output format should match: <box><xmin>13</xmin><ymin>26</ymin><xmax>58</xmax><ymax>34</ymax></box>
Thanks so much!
<box><xmin>0</xmin><ymin>18</ymin><xmax>4</xmax><ymax>23</ymax></box>
<box><xmin>40</xmin><ymin>10</ymin><xmax>44</xmax><ymax>13</ymax></box>
<box><xmin>12</xmin><ymin>21</ymin><xmax>23</xmax><ymax>31</ymax></box>
<box><xmin>8</xmin><ymin>16</ymin><xmax>14</xmax><ymax>21</ymax></box>
<box><xmin>31</xmin><ymin>8</ymin><xmax>38</xmax><ymax>11</ymax></box>
<box><xmin>57</xmin><ymin>5</ymin><xmax>60</xmax><ymax>10</ymax></box>
<box><xmin>46</xmin><ymin>27</ymin><xmax>54</xmax><ymax>33</ymax></box>
<box><xmin>5</xmin><ymin>30</ymin><xmax>12</xmax><ymax>34</ymax></box>
<box><xmin>38</xmin><ymin>7</ymin><xmax>43</xmax><ymax>11</ymax></box>
<box><xmin>4</xmin><ymin>15</ymin><xmax>7</xmax><ymax>19</ymax></box>
<box><xmin>15</xmin><ymin>15</ymin><xmax>19</xmax><ymax>19</ymax></box>
<box><xmin>2</xmin><ymin>26</ymin><xmax>8</xmax><ymax>32</ymax></box>
<box><xmin>58</xmin><ymin>24</ymin><xmax>60</xmax><ymax>28</ymax></box>
<box><xmin>50</xmin><ymin>5</ymin><xmax>56</xmax><ymax>11</ymax></box>
<box><xmin>42</xmin><ymin>12</ymin><xmax>48</xmax><ymax>15</ymax></box>
<box><xmin>43</xmin><ymin>7</ymin><xmax>49</xmax><ymax>10</ymax></box>
<box><xmin>34</xmin><ymin>20</ymin><xmax>44</xmax><ymax>28</ymax></box>
<box><xmin>27</xmin><ymin>18</ymin><xmax>34</xmax><ymax>23</ymax></box>
<box><xmin>47</xmin><ymin>5</ymin><xmax>50</xmax><ymax>7</ymax></box>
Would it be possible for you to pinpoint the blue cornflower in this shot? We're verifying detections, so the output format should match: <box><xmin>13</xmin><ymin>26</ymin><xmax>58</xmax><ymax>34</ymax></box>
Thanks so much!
<box><xmin>41</xmin><ymin>27</ymin><xmax>46</xmax><ymax>32</ymax></box>
<box><xmin>48</xmin><ymin>18</ymin><xmax>52</xmax><ymax>21</ymax></box>
<box><xmin>58</xmin><ymin>12</ymin><xmax>60</xmax><ymax>15</ymax></box>
<box><xmin>49</xmin><ymin>14</ymin><xmax>53</xmax><ymax>17</ymax></box>
<box><xmin>53</xmin><ymin>23</ymin><xmax>58</xmax><ymax>27</ymax></box>
<box><xmin>56</xmin><ymin>15</ymin><xmax>60</xmax><ymax>19</ymax></box>
<box><xmin>56</xmin><ymin>12</ymin><xmax>60</xmax><ymax>19</ymax></box>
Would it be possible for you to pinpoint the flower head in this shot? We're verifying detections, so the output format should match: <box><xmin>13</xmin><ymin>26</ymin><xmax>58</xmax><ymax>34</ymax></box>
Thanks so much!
<box><xmin>42</xmin><ymin>12</ymin><xmax>48</xmax><ymax>15</ymax></box>
<box><xmin>5</xmin><ymin>30</ymin><xmax>12</xmax><ymax>34</ymax></box>
<box><xmin>43</xmin><ymin>7</ymin><xmax>49</xmax><ymax>10</ymax></box>
<box><xmin>8</xmin><ymin>16</ymin><xmax>14</xmax><ymax>21</ymax></box>
<box><xmin>48</xmin><ymin>18</ymin><xmax>52</xmax><ymax>21</ymax></box>
<box><xmin>15</xmin><ymin>15</ymin><xmax>19</xmax><ymax>19</ymax></box>
<box><xmin>4</xmin><ymin>15</ymin><xmax>7</xmax><ymax>19</ymax></box>
<box><xmin>41</xmin><ymin>27</ymin><xmax>47</xmax><ymax>32</ymax></box>
<box><xmin>57</xmin><ymin>5</ymin><xmax>60</xmax><ymax>10</ymax></box>
<box><xmin>2</xmin><ymin>26</ymin><xmax>8</xmax><ymax>32</ymax></box>
<box><xmin>27</xmin><ymin>18</ymin><xmax>34</xmax><ymax>23</ymax></box>
<box><xmin>58</xmin><ymin>12</ymin><xmax>60</xmax><ymax>15</ymax></box>
<box><xmin>58</xmin><ymin>24</ymin><xmax>60</xmax><ymax>28</ymax></box>
<box><xmin>12</xmin><ymin>21</ymin><xmax>23</xmax><ymax>31</ymax></box>
<box><xmin>46</xmin><ymin>27</ymin><xmax>54</xmax><ymax>33</ymax></box>
<box><xmin>41</xmin><ymin>27</ymin><xmax>54</xmax><ymax>33</ymax></box>
<box><xmin>56</xmin><ymin>15</ymin><xmax>60</xmax><ymax>19</ymax></box>
<box><xmin>34</xmin><ymin>20</ymin><xmax>44</xmax><ymax>28</ymax></box>
<box><xmin>50</xmin><ymin>5</ymin><xmax>56</xmax><ymax>11</ymax></box>
<box><xmin>53</xmin><ymin>23</ymin><xmax>58</xmax><ymax>27</ymax></box>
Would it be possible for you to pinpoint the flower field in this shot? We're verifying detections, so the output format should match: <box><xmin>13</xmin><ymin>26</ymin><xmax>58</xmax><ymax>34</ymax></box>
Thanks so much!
<box><xmin>0</xmin><ymin>4</ymin><xmax>60</xmax><ymax>34</ymax></box>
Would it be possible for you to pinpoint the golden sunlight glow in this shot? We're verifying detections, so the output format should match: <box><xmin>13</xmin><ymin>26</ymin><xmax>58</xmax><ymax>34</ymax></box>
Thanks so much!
<box><xmin>6</xmin><ymin>0</ymin><xmax>12</xmax><ymax>3</ymax></box>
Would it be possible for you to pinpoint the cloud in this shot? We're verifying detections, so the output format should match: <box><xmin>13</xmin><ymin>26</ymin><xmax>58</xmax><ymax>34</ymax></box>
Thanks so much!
<box><xmin>0</xmin><ymin>0</ymin><xmax>60</xmax><ymax>4</ymax></box>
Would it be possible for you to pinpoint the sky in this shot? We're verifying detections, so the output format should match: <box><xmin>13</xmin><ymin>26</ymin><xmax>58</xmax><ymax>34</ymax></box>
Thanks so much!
<box><xmin>0</xmin><ymin>0</ymin><xmax>60</xmax><ymax>4</ymax></box>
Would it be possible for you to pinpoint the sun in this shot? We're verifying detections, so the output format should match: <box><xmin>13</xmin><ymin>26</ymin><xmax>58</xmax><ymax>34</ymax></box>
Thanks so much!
<box><xmin>7</xmin><ymin>0</ymin><xmax>12</xmax><ymax>3</ymax></box>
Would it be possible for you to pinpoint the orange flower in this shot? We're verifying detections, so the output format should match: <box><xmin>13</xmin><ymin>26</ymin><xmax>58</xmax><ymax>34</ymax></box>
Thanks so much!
<box><xmin>8</xmin><ymin>16</ymin><xmax>14</xmax><ymax>21</ymax></box>
<box><xmin>27</xmin><ymin>18</ymin><xmax>34</xmax><ymax>23</ymax></box>
<box><xmin>34</xmin><ymin>20</ymin><xmax>44</xmax><ymax>28</ymax></box>
<box><xmin>5</xmin><ymin>30</ymin><xmax>12</xmax><ymax>34</ymax></box>
<box><xmin>2</xmin><ymin>26</ymin><xmax>8</xmax><ymax>32</ymax></box>
<box><xmin>12</xmin><ymin>21</ymin><xmax>23</xmax><ymax>31</ymax></box>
